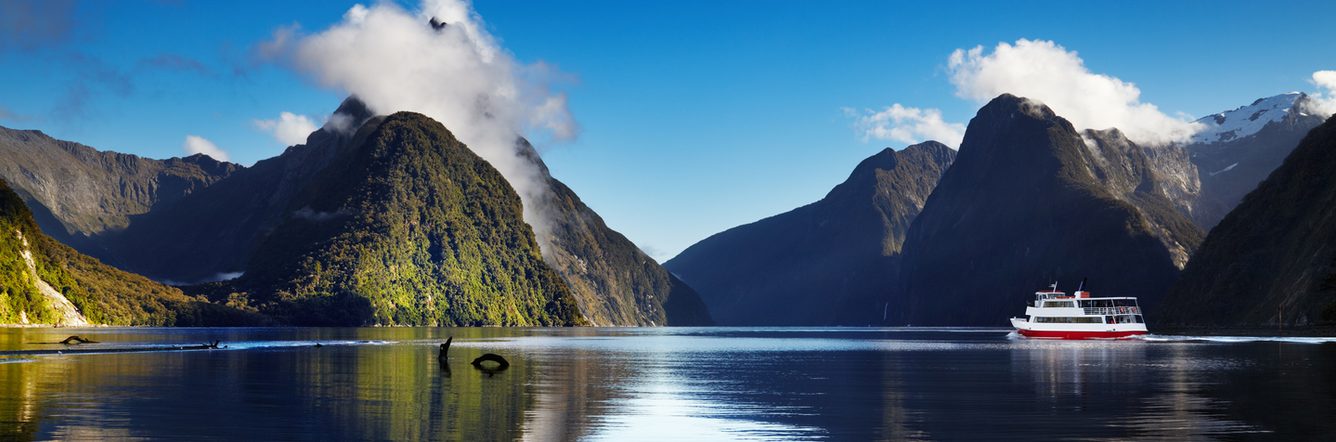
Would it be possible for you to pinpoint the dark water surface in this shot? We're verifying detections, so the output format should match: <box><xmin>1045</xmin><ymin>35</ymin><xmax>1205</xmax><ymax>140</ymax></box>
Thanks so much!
<box><xmin>2</xmin><ymin>327</ymin><xmax>1334</xmax><ymax>440</ymax></box>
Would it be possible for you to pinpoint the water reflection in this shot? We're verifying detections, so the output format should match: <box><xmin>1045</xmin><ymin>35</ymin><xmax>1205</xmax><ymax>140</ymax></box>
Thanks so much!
<box><xmin>1</xmin><ymin>328</ymin><xmax>1334</xmax><ymax>440</ymax></box>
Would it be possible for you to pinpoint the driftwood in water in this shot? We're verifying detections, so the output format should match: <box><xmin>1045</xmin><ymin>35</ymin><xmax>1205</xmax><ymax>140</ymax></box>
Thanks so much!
<box><xmin>0</xmin><ymin>341</ymin><xmax>223</xmax><ymax>357</ymax></box>
<box><xmin>439</xmin><ymin>337</ymin><xmax>453</xmax><ymax>361</ymax></box>
<box><xmin>60</xmin><ymin>336</ymin><xmax>98</xmax><ymax>345</ymax></box>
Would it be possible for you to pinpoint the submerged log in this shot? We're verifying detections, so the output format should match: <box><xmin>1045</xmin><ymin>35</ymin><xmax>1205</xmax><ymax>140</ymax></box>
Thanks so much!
<box><xmin>60</xmin><ymin>336</ymin><xmax>98</xmax><ymax>345</ymax></box>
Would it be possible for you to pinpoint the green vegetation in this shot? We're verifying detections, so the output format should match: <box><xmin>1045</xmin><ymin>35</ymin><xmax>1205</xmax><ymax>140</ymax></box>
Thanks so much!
<box><xmin>228</xmin><ymin>112</ymin><xmax>584</xmax><ymax>326</ymax></box>
<box><xmin>1</xmin><ymin>178</ymin><xmax>263</xmax><ymax>326</ymax></box>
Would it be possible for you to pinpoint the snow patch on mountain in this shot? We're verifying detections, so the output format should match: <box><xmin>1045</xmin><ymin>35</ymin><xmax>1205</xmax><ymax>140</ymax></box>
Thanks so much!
<box><xmin>1208</xmin><ymin>162</ymin><xmax>1238</xmax><ymax>176</ymax></box>
<box><xmin>1190</xmin><ymin>93</ymin><xmax>1303</xmax><ymax>144</ymax></box>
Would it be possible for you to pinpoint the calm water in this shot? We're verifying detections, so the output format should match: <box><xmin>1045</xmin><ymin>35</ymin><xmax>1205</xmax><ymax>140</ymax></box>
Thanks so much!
<box><xmin>2</xmin><ymin>327</ymin><xmax>1335</xmax><ymax>441</ymax></box>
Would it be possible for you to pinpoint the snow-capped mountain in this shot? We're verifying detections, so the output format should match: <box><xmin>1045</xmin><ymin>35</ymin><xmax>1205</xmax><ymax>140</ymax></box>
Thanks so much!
<box><xmin>1191</xmin><ymin>93</ymin><xmax>1309</xmax><ymax>144</ymax></box>
<box><xmin>1186</xmin><ymin>92</ymin><xmax>1326</xmax><ymax>228</ymax></box>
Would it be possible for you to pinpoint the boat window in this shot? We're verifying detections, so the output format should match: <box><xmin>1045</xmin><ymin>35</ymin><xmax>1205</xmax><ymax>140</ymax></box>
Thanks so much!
<box><xmin>1034</xmin><ymin>316</ymin><xmax>1102</xmax><ymax>323</ymax></box>
<box><xmin>1111</xmin><ymin>315</ymin><xmax>1142</xmax><ymax>324</ymax></box>
<box><xmin>1042</xmin><ymin>301</ymin><xmax>1075</xmax><ymax>308</ymax></box>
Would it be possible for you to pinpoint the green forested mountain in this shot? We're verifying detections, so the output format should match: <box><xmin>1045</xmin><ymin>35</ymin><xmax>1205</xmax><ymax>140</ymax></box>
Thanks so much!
<box><xmin>0</xmin><ymin>178</ymin><xmax>259</xmax><ymax>326</ymax></box>
<box><xmin>1</xmin><ymin>96</ymin><xmax>706</xmax><ymax>327</ymax></box>
<box><xmin>666</xmin><ymin>142</ymin><xmax>955</xmax><ymax>325</ymax></box>
<box><xmin>1158</xmin><ymin>115</ymin><xmax>1336</xmax><ymax>328</ymax></box>
<box><xmin>211</xmin><ymin>112</ymin><xmax>583</xmax><ymax>326</ymax></box>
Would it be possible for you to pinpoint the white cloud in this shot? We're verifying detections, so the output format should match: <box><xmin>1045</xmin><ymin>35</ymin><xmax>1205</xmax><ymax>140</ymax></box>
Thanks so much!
<box><xmin>1302</xmin><ymin>70</ymin><xmax>1336</xmax><ymax>116</ymax></box>
<box><xmin>946</xmin><ymin>39</ymin><xmax>1201</xmax><ymax>146</ymax></box>
<box><xmin>182</xmin><ymin>135</ymin><xmax>229</xmax><ymax>162</ymax></box>
<box><xmin>268</xmin><ymin>0</ymin><xmax>578</xmax><ymax>252</ymax></box>
<box><xmin>254</xmin><ymin>111</ymin><xmax>319</xmax><ymax>146</ymax></box>
<box><xmin>848</xmin><ymin>104</ymin><xmax>965</xmax><ymax>148</ymax></box>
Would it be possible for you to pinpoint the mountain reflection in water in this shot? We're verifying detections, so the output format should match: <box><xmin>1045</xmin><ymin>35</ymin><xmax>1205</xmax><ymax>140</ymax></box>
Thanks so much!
<box><xmin>1</xmin><ymin>327</ymin><xmax>1333</xmax><ymax>440</ymax></box>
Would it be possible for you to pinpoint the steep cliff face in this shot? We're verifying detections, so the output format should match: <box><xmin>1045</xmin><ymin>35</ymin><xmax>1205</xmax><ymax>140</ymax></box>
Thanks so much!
<box><xmin>897</xmin><ymin>95</ymin><xmax>1182</xmax><ymax>326</ymax></box>
<box><xmin>1081</xmin><ymin>129</ymin><xmax>1204</xmax><ymax>268</ymax></box>
<box><xmin>666</xmin><ymin>142</ymin><xmax>955</xmax><ymax>325</ymax></box>
<box><xmin>0</xmin><ymin>126</ymin><xmax>238</xmax><ymax>243</ymax></box>
<box><xmin>1158</xmin><ymin>115</ymin><xmax>1336</xmax><ymax>328</ymax></box>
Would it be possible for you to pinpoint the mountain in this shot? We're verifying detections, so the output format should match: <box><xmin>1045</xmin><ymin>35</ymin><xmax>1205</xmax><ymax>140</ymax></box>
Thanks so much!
<box><xmin>86</xmin><ymin>98</ymin><xmax>376</xmax><ymax>283</ymax></box>
<box><xmin>0</xmin><ymin>178</ymin><xmax>260</xmax><ymax>326</ymax></box>
<box><xmin>1157</xmin><ymin>115</ymin><xmax>1336</xmax><ymax>328</ymax></box>
<box><xmin>1</xmin><ymin>97</ymin><xmax>707</xmax><ymax>326</ymax></box>
<box><xmin>0</xmin><ymin>126</ymin><xmax>238</xmax><ymax>247</ymax></box>
<box><xmin>666</xmin><ymin>142</ymin><xmax>956</xmax><ymax>325</ymax></box>
<box><xmin>1185</xmin><ymin>93</ymin><xmax>1327</xmax><ymax>228</ymax></box>
<box><xmin>896</xmin><ymin>94</ymin><xmax>1185</xmax><ymax>326</ymax></box>
<box><xmin>1080</xmin><ymin>129</ymin><xmax>1204</xmax><ymax>268</ymax></box>
<box><xmin>523</xmin><ymin>141</ymin><xmax>712</xmax><ymax>326</ymax></box>
<box><xmin>211</xmin><ymin>111</ymin><xmax>583</xmax><ymax>326</ymax></box>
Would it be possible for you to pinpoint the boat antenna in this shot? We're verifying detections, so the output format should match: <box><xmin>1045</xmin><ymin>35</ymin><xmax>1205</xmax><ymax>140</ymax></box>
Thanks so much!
<box><xmin>1077</xmin><ymin>277</ymin><xmax>1087</xmax><ymax>292</ymax></box>
<box><xmin>1049</xmin><ymin>281</ymin><xmax>1058</xmax><ymax>292</ymax></box>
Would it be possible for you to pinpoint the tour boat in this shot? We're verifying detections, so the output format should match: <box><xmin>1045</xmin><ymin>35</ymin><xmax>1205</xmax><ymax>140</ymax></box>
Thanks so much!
<box><xmin>1009</xmin><ymin>281</ymin><xmax>1147</xmax><ymax>339</ymax></box>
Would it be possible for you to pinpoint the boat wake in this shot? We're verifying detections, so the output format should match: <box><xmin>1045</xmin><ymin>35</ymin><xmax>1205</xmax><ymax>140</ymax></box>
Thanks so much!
<box><xmin>1135</xmin><ymin>334</ymin><xmax>1336</xmax><ymax>344</ymax></box>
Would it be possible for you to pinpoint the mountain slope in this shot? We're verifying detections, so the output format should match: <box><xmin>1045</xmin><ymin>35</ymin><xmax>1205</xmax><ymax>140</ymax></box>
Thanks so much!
<box><xmin>1</xmin><ymin>178</ymin><xmax>258</xmax><ymax>326</ymax></box>
<box><xmin>0</xmin><ymin>126</ymin><xmax>238</xmax><ymax>246</ymax></box>
<box><xmin>91</xmin><ymin>98</ymin><xmax>374</xmax><ymax>282</ymax></box>
<box><xmin>1081</xmin><ymin>129</ymin><xmax>1204</xmax><ymax>268</ymax></box>
<box><xmin>1158</xmin><ymin>115</ymin><xmax>1336</xmax><ymax>328</ymax></box>
<box><xmin>533</xmin><ymin>149</ymin><xmax>713</xmax><ymax>326</ymax></box>
<box><xmin>218</xmin><ymin>112</ymin><xmax>583</xmax><ymax>326</ymax></box>
<box><xmin>1186</xmin><ymin>93</ymin><xmax>1327</xmax><ymax>228</ymax></box>
<box><xmin>897</xmin><ymin>94</ymin><xmax>1182</xmax><ymax>326</ymax></box>
<box><xmin>666</xmin><ymin>142</ymin><xmax>955</xmax><ymax>325</ymax></box>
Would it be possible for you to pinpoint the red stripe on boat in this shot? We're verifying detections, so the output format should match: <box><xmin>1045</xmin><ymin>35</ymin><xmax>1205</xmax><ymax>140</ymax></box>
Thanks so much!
<box><xmin>1017</xmin><ymin>329</ymin><xmax>1147</xmax><ymax>340</ymax></box>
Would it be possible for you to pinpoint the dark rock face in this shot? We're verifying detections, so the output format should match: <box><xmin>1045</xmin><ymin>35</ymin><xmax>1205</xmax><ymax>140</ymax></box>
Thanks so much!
<box><xmin>666</xmin><ymin>142</ymin><xmax>955</xmax><ymax>325</ymax></box>
<box><xmin>0</xmin><ymin>126</ymin><xmax>238</xmax><ymax>244</ymax></box>
<box><xmin>897</xmin><ymin>94</ymin><xmax>1182</xmax><ymax>326</ymax></box>
<box><xmin>1158</xmin><ymin>115</ymin><xmax>1336</xmax><ymax>328</ymax></box>
<box><xmin>520</xmin><ymin>140</ymin><xmax>712</xmax><ymax>326</ymax></box>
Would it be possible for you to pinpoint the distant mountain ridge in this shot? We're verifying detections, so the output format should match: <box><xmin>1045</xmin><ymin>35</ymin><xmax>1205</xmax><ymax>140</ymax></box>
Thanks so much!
<box><xmin>666</xmin><ymin>142</ymin><xmax>955</xmax><ymax>325</ymax></box>
<box><xmin>0</xmin><ymin>126</ymin><xmax>238</xmax><ymax>245</ymax></box>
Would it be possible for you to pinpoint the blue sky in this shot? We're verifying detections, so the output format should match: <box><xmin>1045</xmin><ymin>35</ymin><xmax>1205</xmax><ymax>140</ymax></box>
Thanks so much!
<box><xmin>1</xmin><ymin>0</ymin><xmax>1334</xmax><ymax>260</ymax></box>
